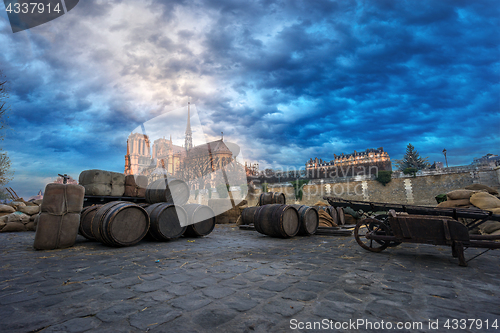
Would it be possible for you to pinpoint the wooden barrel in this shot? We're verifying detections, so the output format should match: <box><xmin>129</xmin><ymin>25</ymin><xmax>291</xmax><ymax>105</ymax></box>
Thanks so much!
<box><xmin>258</xmin><ymin>192</ymin><xmax>286</xmax><ymax>206</ymax></box>
<box><xmin>145</xmin><ymin>203</ymin><xmax>187</xmax><ymax>240</ymax></box>
<box><xmin>290</xmin><ymin>204</ymin><xmax>319</xmax><ymax>236</ymax></box>
<box><xmin>241</xmin><ymin>206</ymin><xmax>260</xmax><ymax>225</ymax></box>
<box><xmin>183</xmin><ymin>204</ymin><xmax>216</xmax><ymax>237</ymax></box>
<box><xmin>79</xmin><ymin>205</ymin><xmax>101</xmax><ymax>241</ymax></box>
<box><xmin>137</xmin><ymin>203</ymin><xmax>150</xmax><ymax>208</ymax></box>
<box><xmin>91</xmin><ymin>201</ymin><xmax>149</xmax><ymax>246</ymax></box>
<box><xmin>336</xmin><ymin>207</ymin><xmax>345</xmax><ymax>226</ymax></box>
<box><xmin>254</xmin><ymin>204</ymin><xmax>299</xmax><ymax>238</ymax></box>
<box><xmin>145</xmin><ymin>178</ymin><xmax>190</xmax><ymax>205</ymax></box>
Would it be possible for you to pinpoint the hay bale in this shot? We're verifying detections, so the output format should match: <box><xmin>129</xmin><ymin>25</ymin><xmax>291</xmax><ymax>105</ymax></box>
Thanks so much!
<box><xmin>437</xmin><ymin>199</ymin><xmax>471</xmax><ymax>208</ymax></box>
<box><xmin>110</xmin><ymin>172</ymin><xmax>125</xmax><ymax>186</ymax></box>
<box><xmin>110</xmin><ymin>184</ymin><xmax>125</xmax><ymax>197</ymax></box>
<box><xmin>1</xmin><ymin>222</ymin><xmax>27</xmax><ymax>232</ymax></box>
<box><xmin>470</xmin><ymin>192</ymin><xmax>500</xmax><ymax>210</ymax></box>
<box><xmin>314</xmin><ymin>201</ymin><xmax>329</xmax><ymax>206</ymax></box>
<box><xmin>0</xmin><ymin>205</ymin><xmax>15</xmax><ymax>213</ymax></box>
<box><xmin>465</xmin><ymin>184</ymin><xmax>499</xmax><ymax>195</ymax></box>
<box><xmin>79</xmin><ymin>169</ymin><xmax>112</xmax><ymax>185</ymax></box>
<box><xmin>18</xmin><ymin>205</ymin><xmax>40</xmax><ymax>215</ymax></box>
<box><xmin>447</xmin><ymin>189</ymin><xmax>480</xmax><ymax>201</ymax></box>
<box><xmin>83</xmin><ymin>183</ymin><xmax>112</xmax><ymax>196</ymax></box>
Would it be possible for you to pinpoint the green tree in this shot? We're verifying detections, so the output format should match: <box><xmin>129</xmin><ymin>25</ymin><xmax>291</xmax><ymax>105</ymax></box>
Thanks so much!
<box><xmin>375</xmin><ymin>170</ymin><xmax>393</xmax><ymax>186</ymax></box>
<box><xmin>289</xmin><ymin>179</ymin><xmax>309</xmax><ymax>201</ymax></box>
<box><xmin>395</xmin><ymin>143</ymin><xmax>430</xmax><ymax>171</ymax></box>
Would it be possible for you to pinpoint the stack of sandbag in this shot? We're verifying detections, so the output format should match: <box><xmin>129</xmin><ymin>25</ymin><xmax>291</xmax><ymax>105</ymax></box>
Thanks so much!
<box><xmin>79</xmin><ymin>169</ymin><xmax>125</xmax><ymax>196</ymax></box>
<box><xmin>34</xmin><ymin>183</ymin><xmax>85</xmax><ymax>250</ymax></box>
<box><xmin>124</xmin><ymin>175</ymin><xmax>148</xmax><ymax>197</ymax></box>
<box><xmin>0</xmin><ymin>200</ymin><xmax>41</xmax><ymax>232</ymax></box>
<box><xmin>436</xmin><ymin>189</ymin><xmax>483</xmax><ymax>208</ymax></box>
<box><xmin>465</xmin><ymin>184</ymin><xmax>499</xmax><ymax>196</ymax></box>
<box><xmin>470</xmin><ymin>192</ymin><xmax>500</xmax><ymax>236</ymax></box>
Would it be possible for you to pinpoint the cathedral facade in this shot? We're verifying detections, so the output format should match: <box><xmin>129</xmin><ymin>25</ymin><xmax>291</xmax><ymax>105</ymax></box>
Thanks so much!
<box><xmin>124</xmin><ymin>103</ymin><xmax>234</xmax><ymax>188</ymax></box>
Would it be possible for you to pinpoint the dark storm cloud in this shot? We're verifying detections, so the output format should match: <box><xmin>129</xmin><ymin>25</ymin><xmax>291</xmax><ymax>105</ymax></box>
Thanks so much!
<box><xmin>1</xmin><ymin>0</ymin><xmax>499</xmax><ymax>197</ymax></box>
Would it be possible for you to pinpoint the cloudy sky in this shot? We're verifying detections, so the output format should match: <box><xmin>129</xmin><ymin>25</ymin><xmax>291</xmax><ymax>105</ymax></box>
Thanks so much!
<box><xmin>0</xmin><ymin>0</ymin><xmax>499</xmax><ymax>198</ymax></box>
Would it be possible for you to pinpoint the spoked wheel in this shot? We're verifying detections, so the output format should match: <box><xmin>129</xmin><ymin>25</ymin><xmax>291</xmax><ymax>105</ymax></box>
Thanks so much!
<box><xmin>354</xmin><ymin>218</ymin><xmax>390</xmax><ymax>252</ymax></box>
<box><xmin>371</xmin><ymin>214</ymin><xmax>402</xmax><ymax>248</ymax></box>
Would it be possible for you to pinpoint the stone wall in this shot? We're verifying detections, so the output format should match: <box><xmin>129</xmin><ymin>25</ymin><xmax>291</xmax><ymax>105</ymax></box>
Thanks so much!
<box><xmin>266</xmin><ymin>169</ymin><xmax>500</xmax><ymax>207</ymax></box>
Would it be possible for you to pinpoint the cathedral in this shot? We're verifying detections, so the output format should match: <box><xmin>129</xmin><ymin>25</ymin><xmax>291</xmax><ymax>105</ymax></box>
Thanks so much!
<box><xmin>124</xmin><ymin>103</ymin><xmax>234</xmax><ymax>188</ymax></box>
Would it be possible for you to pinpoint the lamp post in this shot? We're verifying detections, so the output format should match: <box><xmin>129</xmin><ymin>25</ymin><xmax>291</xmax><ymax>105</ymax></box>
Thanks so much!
<box><xmin>443</xmin><ymin>149</ymin><xmax>448</xmax><ymax>168</ymax></box>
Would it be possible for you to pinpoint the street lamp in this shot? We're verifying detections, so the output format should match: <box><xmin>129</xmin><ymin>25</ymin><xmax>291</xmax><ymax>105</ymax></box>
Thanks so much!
<box><xmin>442</xmin><ymin>149</ymin><xmax>448</xmax><ymax>168</ymax></box>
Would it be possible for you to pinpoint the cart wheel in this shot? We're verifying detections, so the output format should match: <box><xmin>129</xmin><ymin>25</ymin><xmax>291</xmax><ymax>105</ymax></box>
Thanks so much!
<box><xmin>354</xmin><ymin>218</ymin><xmax>390</xmax><ymax>253</ymax></box>
<box><xmin>372</xmin><ymin>214</ymin><xmax>402</xmax><ymax>248</ymax></box>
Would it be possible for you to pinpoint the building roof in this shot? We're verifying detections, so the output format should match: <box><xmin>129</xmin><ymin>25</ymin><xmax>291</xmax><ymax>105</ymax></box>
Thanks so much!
<box><xmin>188</xmin><ymin>139</ymin><xmax>233</xmax><ymax>157</ymax></box>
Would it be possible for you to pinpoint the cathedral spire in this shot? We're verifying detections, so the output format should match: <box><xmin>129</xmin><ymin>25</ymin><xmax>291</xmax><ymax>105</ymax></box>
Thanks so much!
<box><xmin>185</xmin><ymin>101</ymin><xmax>193</xmax><ymax>151</ymax></box>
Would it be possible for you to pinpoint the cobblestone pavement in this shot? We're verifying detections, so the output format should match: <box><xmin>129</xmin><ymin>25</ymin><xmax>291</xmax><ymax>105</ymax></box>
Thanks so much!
<box><xmin>1</xmin><ymin>225</ymin><xmax>499</xmax><ymax>333</ymax></box>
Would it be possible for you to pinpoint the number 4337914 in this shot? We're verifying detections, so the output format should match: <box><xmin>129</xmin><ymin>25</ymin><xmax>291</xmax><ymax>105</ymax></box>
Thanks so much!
<box><xmin>5</xmin><ymin>2</ymin><xmax>62</xmax><ymax>14</ymax></box>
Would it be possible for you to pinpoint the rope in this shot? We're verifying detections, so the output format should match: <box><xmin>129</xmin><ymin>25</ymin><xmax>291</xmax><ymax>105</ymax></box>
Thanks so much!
<box><xmin>54</xmin><ymin>185</ymin><xmax>68</xmax><ymax>249</ymax></box>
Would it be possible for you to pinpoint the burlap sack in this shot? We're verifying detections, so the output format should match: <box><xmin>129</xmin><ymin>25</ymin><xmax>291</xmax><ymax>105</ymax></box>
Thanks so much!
<box><xmin>0</xmin><ymin>204</ymin><xmax>15</xmax><ymax>213</ymax></box>
<box><xmin>124</xmin><ymin>185</ymin><xmax>137</xmax><ymax>197</ymax></box>
<box><xmin>9</xmin><ymin>201</ymin><xmax>26</xmax><ymax>209</ymax></box>
<box><xmin>83</xmin><ymin>183</ymin><xmax>112</xmax><ymax>196</ymax></box>
<box><xmin>0</xmin><ymin>215</ymin><xmax>8</xmax><ymax>223</ymax></box>
<box><xmin>479</xmin><ymin>221</ymin><xmax>500</xmax><ymax>235</ymax></box>
<box><xmin>33</xmin><ymin>199</ymin><xmax>43</xmax><ymax>206</ymax></box>
<box><xmin>470</xmin><ymin>192</ymin><xmax>500</xmax><ymax>210</ymax></box>
<box><xmin>0</xmin><ymin>221</ymin><xmax>5</xmax><ymax>230</ymax></box>
<box><xmin>110</xmin><ymin>184</ymin><xmax>125</xmax><ymax>197</ymax></box>
<box><xmin>7</xmin><ymin>212</ymin><xmax>30</xmax><ymax>224</ymax></box>
<box><xmin>41</xmin><ymin>183</ymin><xmax>85</xmax><ymax>214</ymax></box>
<box><xmin>437</xmin><ymin>199</ymin><xmax>471</xmax><ymax>208</ymax></box>
<box><xmin>447</xmin><ymin>189</ymin><xmax>478</xmax><ymax>201</ymax></box>
<box><xmin>24</xmin><ymin>202</ymin><xmax>37</xmax><ymax>206</ymax></box>
<box><xmin>125</xmin><ymin>175</ymin><xmax>148</xmax><ymax>188</ymax></box>
<box><xmin>489</xmin><ymin>229</ymin><xmax>500</xmax><ymax>236</ymax></box>
<box><xmin>34</xmin><ymin>212</ymin><xmax>80</xmax><ymax>250</ymax></box>
<box><xmin>29</xmin><ymin>214</ymin><xmax>36</xmax><ymax>221</ymax></box>
<box><xmin>19</xmin><ymin>205</ymin><xmax>40</xmax><ymax>215</ymax></box>
<box><xmin>25</xmin><ymin>221</ymin><xmax>36</xmax><ymax>231</ymax></box>
<box><xmin>491</xmin><ymin>208</ymin><xmax>500</xmax><ymax>215</ymax></box>
<box><xmin>465</xmin><ymin>184</ymin><xmax>499</xmax><ymax>195</ymax></box>
<box><xmin>78</xmin><ymin>169</ymin><xmax>112</xmax><ymax>185</ymax></box>
<box><xmin>1</xmin><ymin>222</ymin><xmax>27</xmax><ymax>232</ymax></box>
<box><xmin>137</xmin><ymin>188</ymin><xmax>146</xmax><ymax>198</ymax></box>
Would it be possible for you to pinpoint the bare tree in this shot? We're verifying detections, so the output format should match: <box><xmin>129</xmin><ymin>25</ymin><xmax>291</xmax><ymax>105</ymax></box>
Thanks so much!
<box><xmin>0</xmin><ymin>70</ymin><xmax>12</xmax><ymax>191</ymax></box>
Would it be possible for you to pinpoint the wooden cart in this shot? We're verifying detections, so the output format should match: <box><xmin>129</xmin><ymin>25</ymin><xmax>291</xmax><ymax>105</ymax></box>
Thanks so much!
<box><xmin>324</xmin><ymin>197</ymin><xmax>500</xmax><ymax>266</ymax></box>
